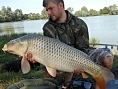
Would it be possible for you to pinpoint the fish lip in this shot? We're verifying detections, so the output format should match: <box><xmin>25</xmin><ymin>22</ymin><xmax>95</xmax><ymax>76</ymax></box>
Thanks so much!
<box><xmin>2</xmin><ymin>44</ymin><xmax>8</xmax><ymax>52</ymax></box>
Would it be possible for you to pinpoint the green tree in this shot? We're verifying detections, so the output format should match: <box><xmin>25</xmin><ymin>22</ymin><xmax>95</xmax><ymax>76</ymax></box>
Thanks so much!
<box><xmin>6</xmin><ymin>6</ymin><xmax>13</xmax><ymax>21</ymax></box>
<box><xmin>14</xmin><ymin>9</ymin><xmax>23</xmax><ymax>21</ymax></box>
<box><xmin>89</xmin><ymin>38</ymin><xmax>99</xmax><ymax>48</ymax></box>
<box><xmin>99</xmin><ymin>9</ymin><xmax>103</xmax><ymax>15</ymax></box>
<box><xmin>81</xmin><ymin>6</ymin><xmax>89</xmax><ymax>17</ymax></box>
<box><xmin>28</xmin><ymin>13</ymin><xmax>33</xmax><ymax>20</ymax></box>
<box><xmin>66</xmin><ymin>7</ymin><xmax>74</xmax><ymax>14</ymax></box>
<box><xmin>74</xmin><ymin>10</ymin><xmax>82</xmax><ymax>17</ymax></box>
<box><xmin>35</xmin><ymin>13</ymin><xmax>40</xmax><ymax>20</ymax></box>
<box><xmin>0</xmin><ymin>6</ymin><xmax>13</xmax><ymax>22</ymax></box>
<box><xmin>1</xmin><ymin>6</ymin><xmax>6</xmax><ymax>16</ymax></box>
<box><xmin>40</xmin><ymin>8</ymin><xmax>48</xmax><ymax>19</ymax></box>
<box><xmin>102</xmin><ymin>7</ymin><xmax>109</xmax><ymax>14</ymax></box>
<box><xmin>1</xmin><ymin>6</ymin><xmax>7</xmax><ymax>22</ymax></box>
<box><xmin>0</xmin><ymin>9</ymin><xmax>3</xmax><ymax>22</ymax></box>
<box><xmin>108</xmin><ymin>4</ymin><xmax>118</xmax><ymax>15</ymax></box>
<box><xmin>0</xmin><ymin>10</ymin><xmax>2</xmax><ymax>15</ymax></box>
<box><xmin>23</xmin><ymin>14</ymin><xmax>29</xmax><ymax>20</ymax></box>
<box><xmin>27</xmin><ymin>13</ymin><xmax>40</xmax><ymax>20</ymax></box>
<box><xmin>89</xmin><ymin>9</ymin><xmax>98</xmax><ymax>16</ymax></box>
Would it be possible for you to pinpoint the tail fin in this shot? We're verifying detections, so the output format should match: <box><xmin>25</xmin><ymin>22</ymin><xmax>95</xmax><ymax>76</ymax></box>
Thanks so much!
<box><xmin>100</xmin><ymin>66</ymin><xmax>114</xmax><ymax>81</ymax></box>
<box><xmin>93</xmin><ymin>66</ymin><xmax>114</xmax><ymax>89</ymax></box>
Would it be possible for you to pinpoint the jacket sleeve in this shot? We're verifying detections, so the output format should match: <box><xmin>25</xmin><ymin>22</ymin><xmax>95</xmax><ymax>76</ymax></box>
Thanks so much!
<box><xmin>74</xmin><ymin>18</ymin><xmax>89</xmax><ymax>53</ymax></box>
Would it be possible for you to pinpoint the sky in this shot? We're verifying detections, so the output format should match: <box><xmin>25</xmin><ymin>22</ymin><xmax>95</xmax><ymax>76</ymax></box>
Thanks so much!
<box><xmin>0</xmin><ymin>0</ymin><xmax>118</xmax><ymax>14</ymax></box>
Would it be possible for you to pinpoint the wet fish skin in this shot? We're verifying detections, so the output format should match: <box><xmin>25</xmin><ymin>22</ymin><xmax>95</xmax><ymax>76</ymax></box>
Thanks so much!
<box><xmin>2</xmin><ymin>34</ymin><xmax>114</xmax><ymax>89</ymax></box>
<box><xmin>2</xmin><ymin>34</ymin><xmax>99</xmax><ymax>74</ymax></box>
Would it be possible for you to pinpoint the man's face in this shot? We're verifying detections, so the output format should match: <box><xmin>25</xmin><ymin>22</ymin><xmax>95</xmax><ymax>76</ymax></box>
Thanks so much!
<box><xmin>45</xmin><ymin>2</ymin><xmax>63</xmax><ymax>22</ymax></box>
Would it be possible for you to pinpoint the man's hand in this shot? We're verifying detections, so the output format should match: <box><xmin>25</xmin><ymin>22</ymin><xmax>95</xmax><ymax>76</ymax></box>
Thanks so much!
<box><xmin>27</xmin><ymin>52</ymin><xmax>36</xmax><ymax>63</ymax></box>
<box><xmin>74</xmin><ymin>69</ymin><xmax>84</xmax><ymax>75</ymax></box>
<box><xmin>74</xmin><ymin>69</ymin><xmax>88</xmax><ymax>78</ymax></box>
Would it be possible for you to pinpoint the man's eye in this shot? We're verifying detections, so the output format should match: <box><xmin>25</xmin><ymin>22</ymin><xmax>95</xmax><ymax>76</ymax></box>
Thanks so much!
<box><xmin>50</xmin><ymin>8</ymin><xmax>52</xmax><ymax>10</ymax></box>
<box><xmin>49</xmin><ymin>7</ymin><xmax>54</xmax><ymax>10</ymax></box>
<box><xmin>46</xmin><ymin>7</ymin><xmax>54</xmax><ymax>12</ymax></box>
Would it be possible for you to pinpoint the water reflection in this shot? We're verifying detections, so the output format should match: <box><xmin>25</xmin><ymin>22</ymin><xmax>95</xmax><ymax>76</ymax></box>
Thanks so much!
<box><xmin>23</xmin><ymin>20</ymin><xmax>46</xmax><ymax>33</ymax></box>
<box><xmin>0</xmin><ymin>21</ymin><xmax>24</xmax><ymax>35</ymax></box>
<box><xmin>0</xmin><ymin>16</ymin><xmax>118</xmax><ymax>45</ymax></box>
<box><xmin>0</xmin><ymin>20</ymin><xmax>46</xmax><ymax>35</ymax></box>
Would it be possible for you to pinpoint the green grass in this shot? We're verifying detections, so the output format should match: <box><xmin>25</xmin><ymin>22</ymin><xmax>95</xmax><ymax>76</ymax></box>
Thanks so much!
<box><xmin>0</xmin><ymin>33</ymin><xmax>118</xmax><ymax>88</ymax></box>
<box><xmin>0</xmin><ymin>70</ymin><xmax>44</xmax><ymax>88</ymax></box>
<box><xmin>113</xmin><ymin>55</ymin><xmax>118</xmax><ymax>67</ymax></box>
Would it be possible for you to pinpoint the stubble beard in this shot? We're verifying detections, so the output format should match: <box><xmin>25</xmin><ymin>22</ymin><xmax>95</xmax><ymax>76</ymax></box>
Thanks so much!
<box><xmin>52</xmin><ymin>12</ymin><xmax>62</xmax><ymax>22</ymax></box>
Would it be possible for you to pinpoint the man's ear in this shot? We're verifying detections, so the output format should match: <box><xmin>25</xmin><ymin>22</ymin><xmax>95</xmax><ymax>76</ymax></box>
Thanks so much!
<box><xmin>59</xmin><ymin>2</ymin><xmax>64</xmax><ymax>10</ymax></box>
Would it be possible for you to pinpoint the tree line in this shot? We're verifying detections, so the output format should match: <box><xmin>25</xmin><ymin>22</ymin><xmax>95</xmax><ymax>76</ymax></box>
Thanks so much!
<box><xmin>0</xmin><ymin>4</ymin><xmax>118</xmax><ymax>23</ymax></box>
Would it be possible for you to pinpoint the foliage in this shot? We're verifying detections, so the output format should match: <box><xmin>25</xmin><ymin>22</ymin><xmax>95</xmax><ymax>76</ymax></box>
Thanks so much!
<box><xmin>74</xmin><ymin>10</ymin><xmax>82</xmax><ymax>17</ymax></box>
<box><xmin>113</xmin><ymin>55</ymin><xmax>118</xmax><ymax>67</ymax></box>
<box><xmin>89</xmin><ymin>9</ymin><xmax>99</xmax><ymax>16</ymax></box>
<box><xmin>81</xmin><ymin>6</ymin><xmax>89</xmax><ymax>17</ymax></box>
<box><xmin>108</xmin><ymin>4</ymin><xmax>118</xmax><ymax>15</ymax></box>
<box><xmin>28</xmin><ymin>13</ymin><xmax>41</xmax><ymax>20</ymax></box>
<box><xmin>40</xmin><ymin>8</ymin><xmax>48</xmax><ymax>19</ymax></box>
<box><xmin>89</xmin><ymin>38</ymin><xmax>99</xmax><ymax>48</ymax></box>
<box><xmin>66</xmin><ymin>7</ymin><xmax>74</xmax><ymax>14</ymax></box>
<box><xmin>0</xmin><ymin>4</ymin><xmax>118</xmax><ymax>22</ymax></box>
<box><xmin>89</xmin><ymin>38</ymin><xmax>99</xmax><ymax>44</ymax></box>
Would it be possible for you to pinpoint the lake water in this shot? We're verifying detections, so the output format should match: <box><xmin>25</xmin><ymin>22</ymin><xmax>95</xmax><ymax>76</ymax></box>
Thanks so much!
<box><xmin>0</xmin><ymin>15</ymin><xmax>118</xmax><ymax>45</ymax></box>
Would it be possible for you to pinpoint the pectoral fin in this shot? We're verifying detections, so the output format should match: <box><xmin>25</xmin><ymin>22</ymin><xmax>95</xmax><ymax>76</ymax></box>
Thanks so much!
<box><xmin>46</xmin><ymin>66</ymin><xmax>57</xmax><ymax>77</ymax></box>
<box><xmin>21</xmin><ymin>54</ymin><xmax>30</xmax><ymax>74</ymax></box>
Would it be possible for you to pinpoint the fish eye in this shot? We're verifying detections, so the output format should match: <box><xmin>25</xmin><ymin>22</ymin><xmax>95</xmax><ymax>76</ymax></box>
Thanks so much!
<box><xmin>11</xmin><ymin>40</ymin><xmax>16</xmax><ymax>44</ymax></box>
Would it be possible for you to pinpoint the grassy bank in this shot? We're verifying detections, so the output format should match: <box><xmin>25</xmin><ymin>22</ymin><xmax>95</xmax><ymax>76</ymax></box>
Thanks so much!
<box><xmin>0</xmin><ymin>33</ymin><xmax>118</xmax><ymax>88</ymax></box>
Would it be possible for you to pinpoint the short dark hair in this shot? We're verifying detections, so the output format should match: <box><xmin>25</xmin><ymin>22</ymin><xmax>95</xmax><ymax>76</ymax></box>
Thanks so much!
<box><xmin>43</xmin><ymin>0</ymin><xmax>65</xmax><ymax>8</ymax></box>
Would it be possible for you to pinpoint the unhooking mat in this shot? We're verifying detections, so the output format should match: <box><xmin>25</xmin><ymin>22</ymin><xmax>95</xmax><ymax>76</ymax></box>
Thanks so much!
<box><xmin>7</xmin><ymin>78</ymin><xmax>57</xmax><ymax>89</ymax></box>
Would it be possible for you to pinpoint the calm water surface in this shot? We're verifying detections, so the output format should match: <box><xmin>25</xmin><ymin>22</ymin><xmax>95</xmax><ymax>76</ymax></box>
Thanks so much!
<box><xmin>0</xmin><ymin>15</ymin><xmax>118</xmax><ymax>45</ymax></box>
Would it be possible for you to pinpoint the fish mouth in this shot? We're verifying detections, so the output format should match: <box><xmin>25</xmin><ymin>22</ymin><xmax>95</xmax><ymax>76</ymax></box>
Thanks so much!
<box><xmin>2</xmin><ymin>44</ymin><xmax>8</xmax><ymax>52</ymax></box>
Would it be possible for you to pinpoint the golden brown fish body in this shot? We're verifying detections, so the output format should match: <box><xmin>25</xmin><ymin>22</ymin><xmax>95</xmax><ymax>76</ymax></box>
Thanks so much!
<box><xmin>2</xmin><ymin>34</ymin><xmax>114</xmax><ymax>89</ymax></box>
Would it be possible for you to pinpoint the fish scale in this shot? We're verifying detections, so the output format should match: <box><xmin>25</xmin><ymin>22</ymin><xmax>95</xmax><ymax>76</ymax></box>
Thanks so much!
<box><xmin>2</xmin><ymin>34</ymin><xmax>114</xmax><ymax>89</ymax></box>
<box><xmin>24</xmin><ymin>34</ymin><xmax>100</xmax><ymax>74</ymax></box>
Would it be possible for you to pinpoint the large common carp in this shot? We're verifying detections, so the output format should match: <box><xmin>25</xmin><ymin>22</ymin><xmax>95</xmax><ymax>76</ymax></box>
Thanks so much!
<box><xmin>2</xmin><ymin>34</ymin><xmax>114</xmax><ymax>89</ymax></box>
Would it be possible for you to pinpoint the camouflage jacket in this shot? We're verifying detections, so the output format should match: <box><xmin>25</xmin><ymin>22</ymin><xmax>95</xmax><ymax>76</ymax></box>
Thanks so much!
<box><xmin>43</xmin><ymin>10</ymin><xmax>89</xmax><ymax>53</ymax></box>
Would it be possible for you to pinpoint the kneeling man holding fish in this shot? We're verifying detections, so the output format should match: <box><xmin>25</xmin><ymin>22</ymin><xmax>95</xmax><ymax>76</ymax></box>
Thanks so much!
<box><xmin>2</xmin><ymin>0</ymin><xmax>114</xmax><ymax>89</ymax></box>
